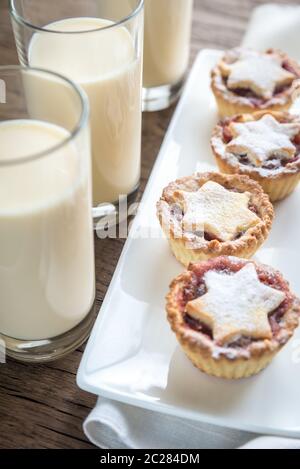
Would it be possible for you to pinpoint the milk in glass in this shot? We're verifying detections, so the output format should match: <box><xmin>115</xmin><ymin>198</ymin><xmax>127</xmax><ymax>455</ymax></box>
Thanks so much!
<box><xmin>143</xmin><ymin>0</ymin><xmax>193</xmax><ymax>88</ymax></box>
<box><xmin>0</xmin><ymin>120</ymin><xmax>95</xmax><ymax>340</ymax></box>
<box><xmin>29</xmin><ymin>18</ymin><xmax>142</xmax><ymax>205</ymax></box>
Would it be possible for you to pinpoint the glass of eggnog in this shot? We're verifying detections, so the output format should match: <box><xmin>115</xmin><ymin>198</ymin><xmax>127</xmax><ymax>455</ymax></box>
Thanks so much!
<box><xmin>0</xmin><ymin>66</ymin><xmax>95</xmax><ymax>362</ymax></box>
<box><xmin>143</xmin><ymin>0</ymin><xmax>194</xmax><ymax>111</ymax></box>
<box><xmin>10</xmin><ymin>0</ymin><xmax>144</xmax><ymax>224</ymax></box>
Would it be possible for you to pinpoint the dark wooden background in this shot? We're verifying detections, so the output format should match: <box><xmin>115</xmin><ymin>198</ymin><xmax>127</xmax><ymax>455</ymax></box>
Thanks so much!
<box><xmin>0</xmin><ymin>0</ymin><xmax>298</xmax><ymax>449</ymax></box>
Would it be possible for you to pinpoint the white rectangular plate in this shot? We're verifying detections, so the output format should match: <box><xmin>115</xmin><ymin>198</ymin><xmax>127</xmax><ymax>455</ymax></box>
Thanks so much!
<box><xmin>78</xmin><ymin>50</ymin><xmax>300</xmax><ymax>438</ymax></box>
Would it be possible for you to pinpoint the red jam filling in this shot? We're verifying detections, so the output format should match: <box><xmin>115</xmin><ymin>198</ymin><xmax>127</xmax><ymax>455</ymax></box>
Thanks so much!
<box><xmin>222</xmin><ymin>118</ymin><xmax>300</xmax><ymax>169</ymax></box>
<box><xmin>179</xmin><ymin>257</ymin><xmax>292</xmax><ymax>348</ymax></box>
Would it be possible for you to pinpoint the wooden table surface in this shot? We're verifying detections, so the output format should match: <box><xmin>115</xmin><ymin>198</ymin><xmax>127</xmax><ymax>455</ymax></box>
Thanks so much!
<box><xmin>0</xmin><ymin>0</ymin><xmax>298</xmax><ymax>449</ymax></box>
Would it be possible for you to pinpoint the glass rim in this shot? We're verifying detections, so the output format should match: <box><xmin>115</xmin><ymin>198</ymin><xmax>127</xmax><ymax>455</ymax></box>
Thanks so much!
<box><xmin>0</xmin><ymin>65</ymin><xmax>90</xmax><ymax>167</ymax></box>
<box><xmin>10</xmin><ymin>0</ymin><xmax>144</xmax><ymax>34</ymax></box>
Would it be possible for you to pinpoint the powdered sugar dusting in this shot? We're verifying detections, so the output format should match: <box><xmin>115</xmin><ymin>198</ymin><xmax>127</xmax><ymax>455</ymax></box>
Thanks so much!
<box><xmin>186</xmin><ymin>264</ymin><xmax>286</xmax><ymax>345</ymax></box>
<box><xmin>226</xmin><ymin>114</ymin><xmax>300</xmax><ymax>166</ymax></box>
<box><xmin>222</xmin><ymin>50</ymin><xmax>294</xmax><ymax>100</ymax></box>
<box><xmin>175</xmin><ymin>181</ymin><xmax>259</xmax><ymax>242</ymax></box>
<box><xmin>212</xmin><ymin>345</ymin><xmax>249</xmax><ymax>360</ymax></box>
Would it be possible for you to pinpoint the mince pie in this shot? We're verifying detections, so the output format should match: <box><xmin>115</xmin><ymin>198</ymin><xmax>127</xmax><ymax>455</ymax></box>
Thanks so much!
<box><xmin>211</xmin><ymin>48</ymin><xmax>300</xmax><ymax>118</ymax></box>
<box><xmin>157</xmin><ymin>172</ymin><xmax>273</xmax><ymax>267</ymax></box>
<box><xmin>211</xmin><ymin>111</ymin><xmax>300</xmax><ymax>201</ymax></box>
<box><xmin>166</xmin><ymin>256</ymin><xmax>300</xmax><ymax>379</ymax></box>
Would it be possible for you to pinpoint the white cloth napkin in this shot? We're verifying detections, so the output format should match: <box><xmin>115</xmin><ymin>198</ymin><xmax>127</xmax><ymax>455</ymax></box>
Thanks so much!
<box><xmin>83</xmin><ymin>4</ymin><xmax>300</xmax><ymax>449</ymax></box>
<box><xmin>242</xmin><ymin>3</ymin><xmax>300</xmax><ymax>60</ymax></box>
<box><xmin>84</xmin><ymin>397</ymin><xmax>300</xmax><ymax>449</ymax></box>
<box><xmin>84</xmin><ymin>397</ymin><xmax>256</xmax><ymax>449</ymax></box>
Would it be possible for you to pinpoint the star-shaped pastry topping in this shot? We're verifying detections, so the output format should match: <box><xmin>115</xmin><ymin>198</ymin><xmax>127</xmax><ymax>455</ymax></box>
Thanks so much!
<box><xmin>226</xmin><ymin>114</ymin><xmax>300</xmax><ymax>166</ymax></box>
<box><xmin>186</xmin><ymin>263</ymin><xmax>286</xmax><ymax>345</ymax></box>
<box><xmin>221</xmin><ymin>51</ymin><xmax>295</xmax><ymax>100</ymax></box>
<box><xmin>174</xmin><ymin>181</ymin><xmax>260</xmax><ymax>242</ymax></box>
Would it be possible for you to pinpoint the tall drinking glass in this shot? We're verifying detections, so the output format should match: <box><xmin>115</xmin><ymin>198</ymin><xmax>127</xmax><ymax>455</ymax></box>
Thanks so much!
<box><xmin>10</xmin><ymin>0</ymin><xmax>144</xmax><ymax>223</ymax></box>
<box><xmin>0</xmin><ymin>66</ymin><xmax>95</xmax><ymax>362</ymax></box>
<box><xmin>143</xmin><ymin>0</ymin><xmax>193</xmax><ymax>111</ymax></box>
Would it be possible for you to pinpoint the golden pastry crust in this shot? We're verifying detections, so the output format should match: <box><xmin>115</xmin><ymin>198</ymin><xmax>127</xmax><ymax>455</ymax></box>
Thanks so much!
<box><xmin>211</xmin><ymin>48</ymin><xmax>300</xmax><ymax>118</ymax></box>
<box><xmin>211</xmin><ymin>111</ymin><xmax>300</xmax><ymax>202</ymax></box>
<box><xmin>166</xmin><ymin>257</ymin><xmax>300</xmax><ymax>379</ymax></box>
<box><xmin>157</xmin><ymin>172</ymin><xmax>274</xmax><ymax>267</ymax></box>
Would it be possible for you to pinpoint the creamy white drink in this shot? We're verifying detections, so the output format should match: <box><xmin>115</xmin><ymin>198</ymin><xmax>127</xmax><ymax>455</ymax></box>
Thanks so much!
<box><xmin>29</xmin><ymin>17</ymin><xmax>142</xmax><ymax>206</ymax></box>
<box><xmin>143</xmin><ymin>0</ymin><xmax>193</xmax><ymax>88</ymax></box>
<box><xmin>0</xmin><ymin>119</ymin><xmax>95</xmax><ymax>340</ymax></box>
